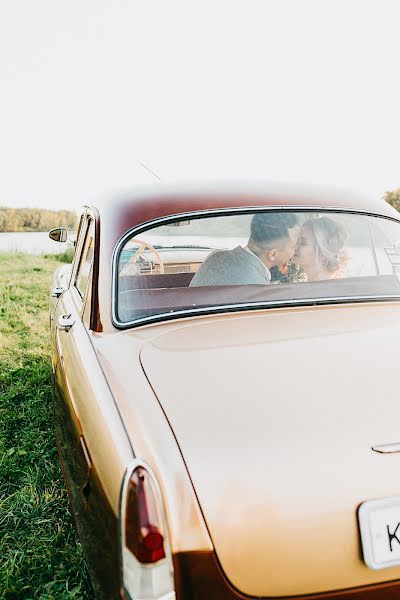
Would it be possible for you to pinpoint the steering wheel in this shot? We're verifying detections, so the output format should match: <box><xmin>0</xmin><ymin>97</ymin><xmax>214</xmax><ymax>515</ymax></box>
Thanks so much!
<box><xmin>125</xmin><ymin>238</ymin><xmax>165</xmax><ymax>274</ymax></box>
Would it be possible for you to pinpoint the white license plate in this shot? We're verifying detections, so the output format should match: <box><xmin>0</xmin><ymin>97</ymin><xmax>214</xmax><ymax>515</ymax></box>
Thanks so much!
<box><xmin>359</xmin><ymin>496</ymin><xmax>400</xmax><ymax>570</ymax></box>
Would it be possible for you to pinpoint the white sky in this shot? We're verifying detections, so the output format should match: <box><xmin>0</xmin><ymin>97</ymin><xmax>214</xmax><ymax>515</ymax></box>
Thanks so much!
<box><xmin>1</xmin><ymin>0</ymin><xmax>399</xmax><ymax>211</ymax></box>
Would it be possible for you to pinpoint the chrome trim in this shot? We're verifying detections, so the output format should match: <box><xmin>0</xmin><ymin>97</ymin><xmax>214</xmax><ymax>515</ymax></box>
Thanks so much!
<box><xmin>57</xmin><ymin>313</ymin><xmax>75</xmax><ymax>332</ymax></box>
<box><xmin>114</xmin><ymin>295</ymin><xmax>400</xmax><ymax>330</ymax></box>
<box><xmin>51</xmin><ymin>286</ymin><xmax>65</xmax><ymax>298</ymax></box>
<box><xmin>111</xmin><ymin>206</ymin><xmax>400</xmax><ymax>329</ymax></box>
<box><xmin>372</xmin><ymin>443</ymin><xmax>400</xmax><ymax>454</ymax></box>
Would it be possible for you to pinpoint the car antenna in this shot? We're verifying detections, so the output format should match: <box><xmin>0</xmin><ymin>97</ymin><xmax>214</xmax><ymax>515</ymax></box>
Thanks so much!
<box><xmin>139</xmin><ymin>162</ymin><xmax>161</xmax><ymax>181</ymax></box>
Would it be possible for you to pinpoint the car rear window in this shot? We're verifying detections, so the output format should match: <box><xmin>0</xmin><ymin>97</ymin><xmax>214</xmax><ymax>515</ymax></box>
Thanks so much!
<box><xmin>114</xmin><ymin>209</ymin><xmax>400</xmax><ymax>327</ymax></box>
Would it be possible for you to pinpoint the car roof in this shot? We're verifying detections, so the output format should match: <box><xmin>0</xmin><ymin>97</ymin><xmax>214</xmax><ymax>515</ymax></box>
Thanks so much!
<box><xmin>92</xmin><ymin>182</ymin><xmax>398</xmax><ymax>251</ymax></box>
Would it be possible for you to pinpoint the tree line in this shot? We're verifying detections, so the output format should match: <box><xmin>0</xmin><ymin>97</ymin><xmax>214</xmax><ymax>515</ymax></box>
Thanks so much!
<box><xmin>0</xmin><ymin>190</ymin><xmax>399</xmax><ymax>233</ymax></box>
<box><xmin>384</xmin><ymin>189</ymin><xmax>400</xmax><ymax>212</ymax></box>
<box><xmin>0</xmin><ymin>208</ymin><xmax>77</xmax><ymax>232</ymax></box>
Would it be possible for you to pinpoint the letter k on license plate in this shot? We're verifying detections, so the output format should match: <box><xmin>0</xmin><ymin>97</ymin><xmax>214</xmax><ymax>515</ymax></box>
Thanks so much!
<box><xmin>359</xmin><ymin>497</ymin><xmax>400</xmax><ymax>569</ymax></box>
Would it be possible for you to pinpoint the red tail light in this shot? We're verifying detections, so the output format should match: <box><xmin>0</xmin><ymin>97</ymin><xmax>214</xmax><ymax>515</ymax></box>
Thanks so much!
<box><xmin>125</xmin><ymin>466</ymin><xmax>166</xmax><ymax>564</ymax></box>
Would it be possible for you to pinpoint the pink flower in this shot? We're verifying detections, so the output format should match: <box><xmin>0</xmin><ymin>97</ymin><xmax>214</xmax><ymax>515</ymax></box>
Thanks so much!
<box><xmin>278</xmin><ymin>263</ymin><xmax>288</xmax><ymax>275</ymax></box>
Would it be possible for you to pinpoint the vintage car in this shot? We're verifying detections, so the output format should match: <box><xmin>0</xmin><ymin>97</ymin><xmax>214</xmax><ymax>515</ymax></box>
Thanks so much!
<box><xmin>49</xmin><ymin>184</ymin><xmax>400</xmax><ymax>600</ymax></box>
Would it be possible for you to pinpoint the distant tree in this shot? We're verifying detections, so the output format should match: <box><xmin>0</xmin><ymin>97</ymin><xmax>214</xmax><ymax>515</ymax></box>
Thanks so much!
<box><xmin>384</xmin><ymin>189</ymin><xmax>400</xmax><ymax>212</ymax></box>
<box><xmin>3</xmin><ymin>209</ymin><xmax>19</xmax><ymax>232</ymax></box>
<box><xmin>0</xmin><ymin>207</ymin><xmax>78</xmax><ymax>232</ymax></box>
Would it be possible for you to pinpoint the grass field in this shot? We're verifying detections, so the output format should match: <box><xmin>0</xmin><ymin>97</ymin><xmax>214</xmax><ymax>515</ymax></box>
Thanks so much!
<box><xmin>0</xmin><ymin>253</ymin><xmax>93</xmax><ymax>599</ymax></box>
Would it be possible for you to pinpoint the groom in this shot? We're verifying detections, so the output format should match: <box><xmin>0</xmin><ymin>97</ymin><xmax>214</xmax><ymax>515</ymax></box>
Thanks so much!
<box><xmin>190</xmin><ymin>212</ymin><xmax>300</xmax><ymax>287</ymax></box>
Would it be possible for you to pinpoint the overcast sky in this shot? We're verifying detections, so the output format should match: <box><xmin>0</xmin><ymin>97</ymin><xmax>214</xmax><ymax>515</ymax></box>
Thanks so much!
<box><xmin>1</xmin><ymin>1</ymin><xmax>399</xmax><ymax>211</ymax></box>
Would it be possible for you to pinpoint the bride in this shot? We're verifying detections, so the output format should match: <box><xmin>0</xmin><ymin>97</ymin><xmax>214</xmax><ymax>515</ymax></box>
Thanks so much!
<box><xmin>293</xmin><ymin>216</ymin><xmax>348</xmax><ymax>281</ymax></box>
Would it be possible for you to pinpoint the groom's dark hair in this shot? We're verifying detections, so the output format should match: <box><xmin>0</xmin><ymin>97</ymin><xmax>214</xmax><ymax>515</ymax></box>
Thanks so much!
<box><xmin>250</xmin><ymin>212</ymin><xmax>299</xmax><ymax>246</ymax></box>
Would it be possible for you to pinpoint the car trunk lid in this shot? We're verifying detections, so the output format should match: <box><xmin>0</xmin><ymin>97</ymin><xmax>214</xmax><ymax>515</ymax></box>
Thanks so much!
<box><xmin>140</xmin><ymin>303</ymin><xmax>400</xmax><ymax>596</ymax></box>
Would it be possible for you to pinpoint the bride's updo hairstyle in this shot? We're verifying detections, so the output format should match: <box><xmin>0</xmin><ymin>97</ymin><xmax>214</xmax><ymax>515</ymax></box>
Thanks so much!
<box><xmin>304</xmin><ymin>216</ymin><xmax>348</xmax><ymax>277</ymax></box>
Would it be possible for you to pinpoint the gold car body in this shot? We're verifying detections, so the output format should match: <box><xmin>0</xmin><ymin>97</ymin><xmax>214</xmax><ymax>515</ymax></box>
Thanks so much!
<box><xmin>50</xmin><ymin>184</ymin><xmax>400</xmax><ymax>599</ymax></box>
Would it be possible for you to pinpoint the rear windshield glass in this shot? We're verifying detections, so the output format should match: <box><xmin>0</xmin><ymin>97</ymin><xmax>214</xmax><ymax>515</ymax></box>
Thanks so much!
<box><xmin>114</xmin><ymin>210</ymin><xmax>400</xmax><ymax>325</ymax></box>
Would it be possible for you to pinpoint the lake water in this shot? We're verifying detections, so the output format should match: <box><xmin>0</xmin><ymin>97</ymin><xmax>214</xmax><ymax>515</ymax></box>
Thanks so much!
<box><xmin>0</xmin><ymin>232</ymin><xmax>73</xmax><ymax>254</ymax></box>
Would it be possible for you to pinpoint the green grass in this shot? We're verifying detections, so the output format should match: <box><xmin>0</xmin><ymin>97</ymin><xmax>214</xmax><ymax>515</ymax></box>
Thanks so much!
<box><xmin>43</xmin><ymin>249</ymin><xmax>75</xmax><ymax>264</ymax></box>
<box><xmin>0</xmin><ymin>253</ymin><xmax>93</xmax><ymax>599</ymax></box>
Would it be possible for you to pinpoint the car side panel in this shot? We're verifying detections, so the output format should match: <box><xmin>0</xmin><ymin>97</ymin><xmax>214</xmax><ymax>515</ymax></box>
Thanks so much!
<box><xmin>52</xmin><ymin>287</ymin><xmax>133</xmax><ymax>598</ymax></box>
<box><xmin>53</xmin><ymin>364</ymin><xmax>120</xmax><ymax>599</ymax></box>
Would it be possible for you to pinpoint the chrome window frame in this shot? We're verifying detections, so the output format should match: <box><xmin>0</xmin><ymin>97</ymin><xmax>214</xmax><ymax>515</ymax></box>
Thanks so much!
<box><xmin>75</xmin><ymin>217</ymin><xmax>95</xmax><ymax>300</ymax></box>
<box><xmin>112</xmin><ymin>205</ymin><xmax>400</xmax><ymax>330</ymax></box>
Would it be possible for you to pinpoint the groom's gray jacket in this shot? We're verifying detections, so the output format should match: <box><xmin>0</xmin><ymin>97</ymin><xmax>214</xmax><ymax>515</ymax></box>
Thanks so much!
<box><xmin>190</xmin><ymin>246</ymin><xmax>271</xmax><ymax>287</ymax></box>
